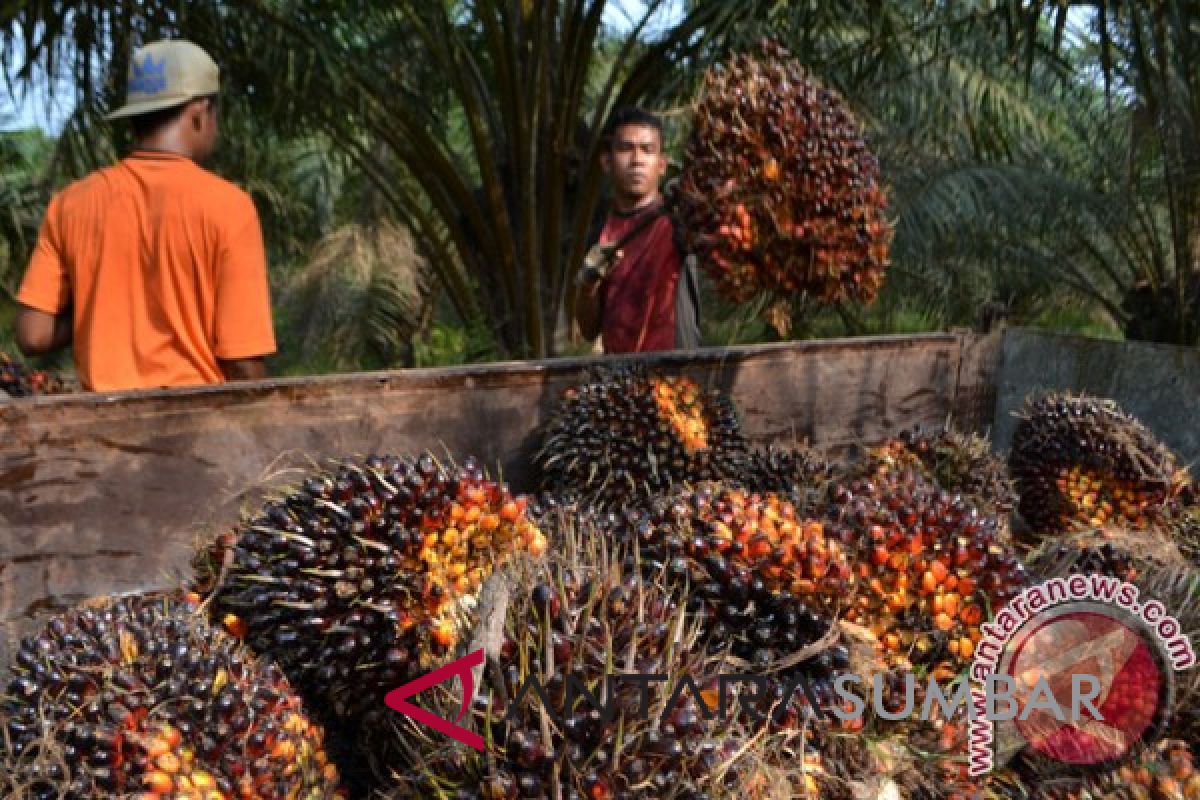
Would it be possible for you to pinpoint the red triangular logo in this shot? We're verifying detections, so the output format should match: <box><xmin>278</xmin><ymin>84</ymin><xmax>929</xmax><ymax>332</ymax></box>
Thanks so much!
<box><xmin>384</xmin><ymin>648</ymin><xmax>485</xmax><ymax>751</ymax></box>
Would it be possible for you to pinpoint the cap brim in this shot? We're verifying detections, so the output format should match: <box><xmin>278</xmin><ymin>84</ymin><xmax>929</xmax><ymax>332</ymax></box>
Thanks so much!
<box><xmin>104</xmin><ymin>94</ymin><xmax>194</xmax><ymax>121</ymax></box>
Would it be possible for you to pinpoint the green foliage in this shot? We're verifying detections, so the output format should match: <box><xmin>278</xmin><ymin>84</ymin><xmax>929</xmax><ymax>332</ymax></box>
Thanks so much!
<box><xmin>4</xmin><ymin>0</ymin><xmax>763</xmax><ymax>360</ymax></box>
<box><xmin>412</xmin><ymin>318</ymin><xmax>499</xmax><ymax>368</ymax></box>
<box><xmin>1028</xmin><ymin>304</ymin><xmax>1123</xmax><ymax>341</ymax></box>
<box><xmin>274</xmin><ymin>219</ymin><xmax>434</xmax><ymax>373</ymax></box>
<box><xmin>0</xmin><ymin>125</ymin><xmax>54</xmax><ymax>299</ymax></box>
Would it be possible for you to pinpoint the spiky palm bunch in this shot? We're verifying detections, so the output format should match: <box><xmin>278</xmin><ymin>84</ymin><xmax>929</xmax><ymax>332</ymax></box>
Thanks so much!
<box><xmin>197</xmin><ymin>452</ymin><xmax>546</xmax><ymax>721</ymax></box>
<box><xmin>676</xmin><ymin>41</ymin><xmax>893</xmax><ymax>311</ymax></box>
<box><xmin>0</xmin><ymin>593</ymin><xmax>342</xmax><ymax>800</ymax></box>
<box><xmin>534</xmin><ymin>367</ymin><xmax>750</xmax><ymax>511</ymax></box>
<box><xmin>1010</xmin><ymin>395</ymin><xmax>1189</xmax><ymax>535</ymax></box>
<box><xmin>820</xmin><ymin>469</ymin><xmax>1026</xmax><ymax>672</ymax></box>
<box><xmin>859</xmin><ymin>426</ymin><xmax>1017</xmax><ymax>519</ymax></box>
<box><xmin>0</xmin><ymin>351</ymin><xmax>67</xmax><ymax>397</ymax></box>
<box><xmin>375</xmin><ymin>517</ymin><xmax>835</xmax><ymax>800</ymax></box>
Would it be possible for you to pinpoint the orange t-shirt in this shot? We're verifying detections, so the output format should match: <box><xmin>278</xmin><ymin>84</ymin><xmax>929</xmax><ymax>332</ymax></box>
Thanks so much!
<box><xmin>17</xmin><ymin>150</ymin><xmax>276</xmax><ymax>391</ymax></box>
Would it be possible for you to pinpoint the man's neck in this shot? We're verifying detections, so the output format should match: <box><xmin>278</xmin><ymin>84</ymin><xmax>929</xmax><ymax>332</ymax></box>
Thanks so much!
<box><xmin>611</xmin><ymin>191</ymin><xmax>662</xmax><ymax>215</ymax></box>
<box><xmin>133</xmin><ymin>133</ymin><xmax>195</xmax><ymax>161</ymax></box>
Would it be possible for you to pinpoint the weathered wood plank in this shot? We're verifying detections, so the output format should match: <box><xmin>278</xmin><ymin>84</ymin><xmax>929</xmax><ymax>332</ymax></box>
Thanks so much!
<box><xmin>1</xmin><ymin>333</ymin><xmax>997</xmax><ymax>668</ymax></box>
<box><xmin>953</xmin><ymin>328</ymin><xmax>1004</xmax><ymax>433</ymax></box>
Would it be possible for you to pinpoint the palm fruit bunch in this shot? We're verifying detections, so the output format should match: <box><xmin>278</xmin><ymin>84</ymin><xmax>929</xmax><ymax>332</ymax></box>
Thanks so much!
<box><xmin>0</xmin><ymin>351</ymin><xmax>65</xmax><ymax>397</ymax></box>
<box><xmin>821</xmin><ymin>469</ymin><xmax>1028</xmax><ymax>672</ymax></box>
<box><xmin>732</xmin><ymin>444</ymin><xmax>838</xmax><ymax>502</ymax></box>
<box><xmin>620</xmin><ymin>485</ymin><xmax>856</xmax><ymax>730</ymax></box>
<box><xmin>674</xmin><ymin>39</ymin><xmax>893</xmax><ymax>311</ymax></box>
<box><xmin>859</xmin><ymin>426</ymin><xmax>1018</xmax><ymax>518</ymax></box>
<box><xmin>824</xmin><ymin>633</ymin><xmax>985</xmax><ymax>800</ymax></box>
<box><xmin>629</xmin><ymin>484</ymin><xmax>853</xmax><ymax>624</ymax></box>
<box><xmin>0</xmin><ymin>593</ymin><xmax>341</xmax><ymax>800</ymax></box>
<box><xmin>809</xmin><ymin>669</ymin><xmax>983</xmax><ymax>800</ymax></box>
<box><xmin>1114</xmin><ymin>740</ymin><xmax>1200</xmax><ymax>800</ymax></box>
<box><xmin>534</xmin><ymin>366</ymin><xmax>749</xmax><ymax>510</ymax></box>
<box><xmin>0</xmin><ymin>350</ymin><xmax>35</xmax><ymax>396</ymax></box>
<box><xmin>1009</xmin><ymin>394</ymin><xmax>1190</xmax><ymax>535</ymax></box>
<box><xmin>198</xmin><ymin>452</ymin><xmax>547</xmax><ymax>721</ymax></box>
<box><xmin>378</xmin><ymin>519</ymin><xmax>825</xmax><ymax>800</ymax></box>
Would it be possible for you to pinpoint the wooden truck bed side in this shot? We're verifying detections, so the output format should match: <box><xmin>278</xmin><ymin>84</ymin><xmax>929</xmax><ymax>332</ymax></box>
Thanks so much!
<box><xmin>0</xmin><ymin>331</ymin><xmax>1000</xmax><ymax>668</ymax></box>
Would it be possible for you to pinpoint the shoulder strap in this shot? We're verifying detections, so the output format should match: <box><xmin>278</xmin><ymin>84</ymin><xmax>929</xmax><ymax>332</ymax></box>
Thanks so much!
<box><xmin>674</xmin><ymin>254</ymin><xmax>703</xmax><ymax>349</ymax></box>
<box><xmin>608</xmin><ymin>208</ymin><xmax>667</xmax><ymax>252</ymax></box>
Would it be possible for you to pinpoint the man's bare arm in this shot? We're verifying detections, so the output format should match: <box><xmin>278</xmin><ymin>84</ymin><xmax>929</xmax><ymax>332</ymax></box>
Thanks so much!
<box><xmin>218</xmin><ymin>357</ymin><xmax>268</xmax><ymax>382</ymax></box>
<box><xmin>15</xmin><ymin>305</ymin><xmax>72</xmax><ymax>357</ymax></box>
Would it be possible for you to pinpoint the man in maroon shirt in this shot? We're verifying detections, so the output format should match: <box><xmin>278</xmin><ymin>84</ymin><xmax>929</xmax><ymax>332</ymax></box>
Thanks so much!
<box><xmin>575</xmin><ymin>107</ymin><xmax>687</xmax><ymax>353</ymax></box>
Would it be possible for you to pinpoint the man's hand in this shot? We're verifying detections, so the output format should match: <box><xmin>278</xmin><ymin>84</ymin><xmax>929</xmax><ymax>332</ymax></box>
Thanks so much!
<box><xmin>15</xmin><ymin>305</ymin><xmax>72</xmax><ymax>357</ymax></box>
<box><xmin>577</xmin><ymin>243</ymin><xmax>618</xmax><ymax>288</ymax></box>
<box><xmin>575</xmin><ymin>244</ymin><xmax>620</xmax><ymax>341</ymax></box>
<box><xmin>218</xmin><ymin>357</ymin><xmax>268</xmax><ymax>382</ymax></box>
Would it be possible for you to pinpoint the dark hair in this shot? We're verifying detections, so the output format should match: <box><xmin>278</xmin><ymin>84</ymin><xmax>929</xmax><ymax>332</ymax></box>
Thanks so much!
<box><xmin>128</xmin><ymin>94</ymin><xmax>217</xmax><ymax>139</ymax></box>
<box><xmin>604</xmin><ymin>106</ymin><xmax>663</xmax><ymax>150</ymax></box>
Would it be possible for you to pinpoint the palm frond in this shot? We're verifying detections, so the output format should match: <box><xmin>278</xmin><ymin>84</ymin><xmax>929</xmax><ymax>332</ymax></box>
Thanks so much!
<box><xmin>279</xmin><ymin>218</ymin><xmax>435</xmax><ymax>371</ymax></box>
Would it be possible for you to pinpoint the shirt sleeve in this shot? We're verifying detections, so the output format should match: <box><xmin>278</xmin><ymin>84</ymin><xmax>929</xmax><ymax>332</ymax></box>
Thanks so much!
<box><xmin>213</xmin><ymin>194</ymin><xmax>277</xmax><ymax>360</ymax></box>
<box><xmin>16</xmin><ymin>195</ymin><xmax>71</xmax><ymax>314</ymax></box>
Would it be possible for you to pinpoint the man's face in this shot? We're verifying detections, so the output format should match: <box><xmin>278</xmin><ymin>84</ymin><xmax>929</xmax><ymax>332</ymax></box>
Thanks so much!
<box><xmin>603</xmin><ymin>123</ymin><xmax>667</xmax><ymax>204</ymax></box>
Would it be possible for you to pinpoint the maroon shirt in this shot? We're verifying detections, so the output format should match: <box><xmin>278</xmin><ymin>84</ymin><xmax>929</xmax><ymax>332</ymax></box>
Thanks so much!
<box><xmin>598</xmin><ymin>205</ymin><xmax>680</xmax><ymax>353</ymax></box>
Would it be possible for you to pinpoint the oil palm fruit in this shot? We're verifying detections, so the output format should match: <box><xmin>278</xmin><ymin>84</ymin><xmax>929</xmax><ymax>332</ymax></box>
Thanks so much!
<box><xmin>1003</xmin><ymin>739</ymin><xmax>1200</xmax><ymax>800</ymax></box>
<box><xmin>676</xmin><ymin>39</ymin><xmax>893</xmax><ymax>313</ymax></box>
<box><xmin>534</xmin><ymin>366</ymin><xmax>749</xmax><ymax>510</ymax></box>
<box><xmin>620</xmin><ymin>485</ymin><xmax>855</xmax><ymax>736</ymax></box>
<box><xmin>0</xmin><ymin>351</ymin><xmax>66</xmax><ymax>397</ymax></box>
<box><xmin>1009</xmin><ymin>395</ymin><xmax>1189</xmax><ymax>535</ymax></box>
<box><xmin>733</xmin><ymin>444</ymin><xmax>838</xmax><ymax>504</ymax></box>
<box><xmin>822</xmin><ymin>469</ymin><xmax>1027</xmax><ymax>673</ymax></box>
<box><xmin>377</xmin><ymin>518</ymin><xmax>805</xmax><ymax>799</ymax></box>
<box><xmin>862</xmin><ymin>426</ymin><xmax>1017</xmax><ymax>519</ymax></box>
<box><xmin>0</xmin><ymin>593</ymin><xmax>342</xmax><ymax>800</ymax></box>
<box><xmin>198</xmin><ymin>452</ymin><xmax>547</xmax><ymax>720</ymax></box>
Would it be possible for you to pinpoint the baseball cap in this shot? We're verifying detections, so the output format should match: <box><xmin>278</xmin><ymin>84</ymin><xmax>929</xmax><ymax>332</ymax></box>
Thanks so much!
<box><xmin>105</xmin><ymin>40</ymin><xmax>219</xmax><ymax>121</ymax></box>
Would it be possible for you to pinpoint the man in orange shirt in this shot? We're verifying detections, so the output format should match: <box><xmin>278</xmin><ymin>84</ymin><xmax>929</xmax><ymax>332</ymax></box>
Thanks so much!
<box><xmin>15</xmin><ymin>40</ymin><xmax>276</xmax><ymax>391</ymax></box>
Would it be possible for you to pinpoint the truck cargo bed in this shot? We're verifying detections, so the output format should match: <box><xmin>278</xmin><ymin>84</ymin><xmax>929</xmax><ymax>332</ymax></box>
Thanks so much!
<box><xmin>4</xmin><ymin>327</ymin><xmax>1199</xmax><ymax>670</ymax></box>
